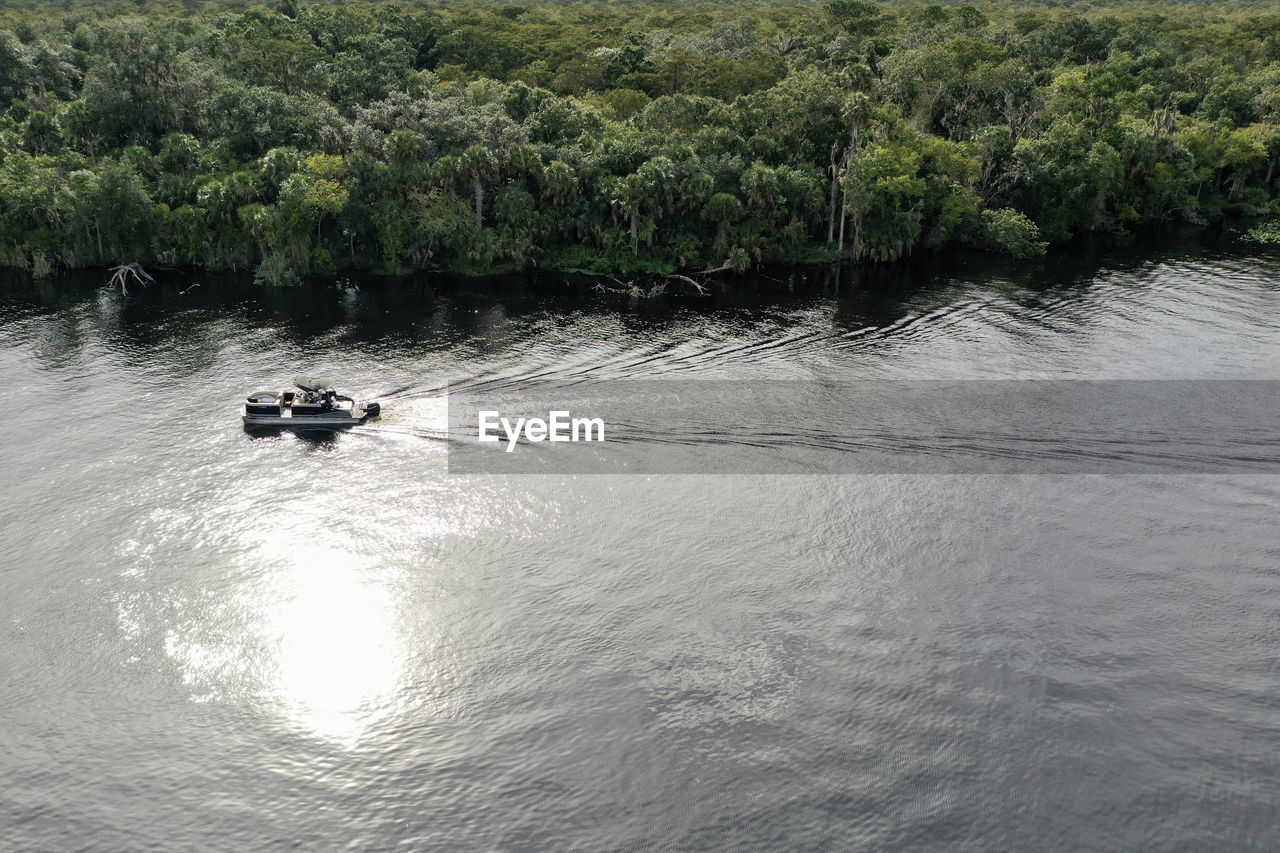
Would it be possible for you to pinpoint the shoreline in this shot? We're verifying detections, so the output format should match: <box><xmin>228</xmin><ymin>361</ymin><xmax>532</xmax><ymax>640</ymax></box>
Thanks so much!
<box><xmin>0</xmin><ymin>221</ymin><xmax>1259</xmax><ymax>302</ymax></box>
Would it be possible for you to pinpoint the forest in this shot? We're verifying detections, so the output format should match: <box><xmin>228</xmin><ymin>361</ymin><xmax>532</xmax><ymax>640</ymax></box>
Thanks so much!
<box><xmin>0</xmin><ymin>0</ymin><xmax>1278</xmax><ymax>283</ymax></box>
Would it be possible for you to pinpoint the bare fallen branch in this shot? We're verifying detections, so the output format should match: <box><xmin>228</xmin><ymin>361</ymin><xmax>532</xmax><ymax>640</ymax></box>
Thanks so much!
<box><xmin>108</xmin><ymin>263</ymin><xmax>154</xmax><ymax>296</ymax></box>
<box><xmin>665</xmin><ymin>273</ymin><xmax>709</xmax><ymax>294</ymax></box>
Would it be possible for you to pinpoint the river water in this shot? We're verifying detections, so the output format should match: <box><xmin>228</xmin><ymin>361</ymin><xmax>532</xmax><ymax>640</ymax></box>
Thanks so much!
<box><xmin>2</xmin><ymin>233</ymin><xmax>1279</xmax><ymax>849</ymax></box>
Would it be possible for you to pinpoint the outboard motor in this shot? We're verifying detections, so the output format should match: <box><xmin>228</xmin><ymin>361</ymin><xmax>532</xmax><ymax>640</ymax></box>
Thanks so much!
<box><xmin>364</xmin><ymin>401</ymin><xmax>381</xmax><ymax>417</ymax></box>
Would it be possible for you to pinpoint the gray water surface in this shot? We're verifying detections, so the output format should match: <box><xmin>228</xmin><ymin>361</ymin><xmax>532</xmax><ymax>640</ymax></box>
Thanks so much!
<box><xmin>2</xmin><ymin>237</ymin><xmax>1279</xmax><ymax>849</ymax></box>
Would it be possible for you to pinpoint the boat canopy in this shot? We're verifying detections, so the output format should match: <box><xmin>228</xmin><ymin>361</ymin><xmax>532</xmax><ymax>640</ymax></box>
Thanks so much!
<box><xmin>295</xmin><ymin>377</ymin><xmax>334</xmax><ymax>392</ymax></box>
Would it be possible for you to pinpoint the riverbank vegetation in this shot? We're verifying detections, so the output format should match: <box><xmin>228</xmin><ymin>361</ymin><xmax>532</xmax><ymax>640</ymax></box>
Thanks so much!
<box><xmin>0</xmin><ymin>0</ymin><xmax>1278</xmax><ymax>283</ymax></box>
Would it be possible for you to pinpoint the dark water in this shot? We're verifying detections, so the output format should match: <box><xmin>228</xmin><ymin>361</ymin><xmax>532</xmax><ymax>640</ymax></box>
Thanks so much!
<box><xmin>3</xmin><ymin>234</ymin><xmax>1280</xmax><ymax>850</ymax></box>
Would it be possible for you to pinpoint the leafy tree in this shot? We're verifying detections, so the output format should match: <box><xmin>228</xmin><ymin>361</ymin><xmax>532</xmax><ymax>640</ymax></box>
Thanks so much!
<box><xmin>980</xmin><ymin>208</ymin><xmax>1046</xmax><ymax>258</ymax></box>
<box><xmin>87</xmin><ymin>158</ymin><xmax>158</xmax><ymax>261</ymax></box>
<box><xmin>0</xmin><ymin>31</ymin><xmax>37</xmax><ymax>102</ymax></box>
<box><xmin>842</xmin><ymin>142</ymin><xmax>926</xmax><ymax>261</ymax></box>
<box><xmin>232</xmin><ymin>38</ymin><xmax>325</xmax><ymax>96</ymax></box>
<box><xmin>826</xmin><ymin>0</ymin><xmax>890</xmax><ymax>41</ymax></box>
<box><xmin>21</xmin><ymin>111</ymin><xmax>60</xmax><ymax>154</ymax></box>
<box><xmin>80</xmin><ymin>19</ymin><xmax>205</xmax><ymax>144</ymax></box>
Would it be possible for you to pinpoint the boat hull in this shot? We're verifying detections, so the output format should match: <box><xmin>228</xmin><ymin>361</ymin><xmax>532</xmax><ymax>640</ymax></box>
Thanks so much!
<box><xmin>242</xmin><ymin>414</ymin><xmax>368</xmax><ymax>428</ymax></box>
<box><xmin>242</xmin><ymin>403</ymin><xmax>377</xmax><ymax>429</ymax></box>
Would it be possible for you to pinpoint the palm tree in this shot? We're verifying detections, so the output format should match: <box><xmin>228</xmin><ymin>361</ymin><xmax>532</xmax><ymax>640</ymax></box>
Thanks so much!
<box><xmin>541</xmin><ymin>160</ymin><xmax>578</xmax><ymax>207</ymax></box>
<box><xmin>459</xmin><ymin>145</ymin><xmax>496</xmax><ymax>230</ymax></box>
<box><xmin>384</xmin><ymin>129</ymin><xmax>424</xmax><ymax>172</ymax></box>
<box><xmin>635</xmin><ymin>156</ymin><xmax>676</xmax><ymax>220</ymax></box>
<box><xmin>741</xmin><ymin>162</ymin><xmax>781</xmax><ymax>210</ymax></box>
<box><xmin>703</xmin><ymin>192</ymin><xmax>744</xmax><ymax>247</ymax></box>
<box><xmin>609</xmin><ymin>173</ymin><xmax>645</xmax><ymax>256</ymax></box>
<box><xmin>505</xmin><ymin>144</ymin><xmax>543</xmax><ymax>185</ymax></box>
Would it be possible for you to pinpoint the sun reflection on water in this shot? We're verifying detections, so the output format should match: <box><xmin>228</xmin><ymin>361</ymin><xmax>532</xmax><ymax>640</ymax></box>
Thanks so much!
<box><xmin>258</xmin><ymin>541</ymin><xmax>404</xmax><ymax>745</ymax></box>
<box><xmin>155</xmin><ymin>529</ymin><xmax>411</xmax><ymax>747</ymax></box>
<box><xmin>147</xmin><ymin>479</ymin><xmax>515</xmax><ymax>748</ymax></box>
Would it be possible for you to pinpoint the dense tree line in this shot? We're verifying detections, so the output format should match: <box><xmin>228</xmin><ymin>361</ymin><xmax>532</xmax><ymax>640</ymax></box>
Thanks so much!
<box><xmin>0</xmin><ymin>0</ymin><xmax>1278</xmax><ymax>283</ymax></box>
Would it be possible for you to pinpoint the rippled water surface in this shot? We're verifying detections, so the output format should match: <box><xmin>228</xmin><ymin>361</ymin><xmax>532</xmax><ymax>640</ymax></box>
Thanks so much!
<box><xmin>3</xmin><ymin>235</ymin><xmax>1279</xmax><ymax>849</ymax></box>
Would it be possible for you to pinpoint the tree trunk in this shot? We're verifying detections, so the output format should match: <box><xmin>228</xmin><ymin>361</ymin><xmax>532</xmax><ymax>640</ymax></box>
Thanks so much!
<box><xmin>1230</xmin><ymin>174</ymin><xmax>1246</xmax><ymax>201</ymax></box>
<box><xmin>836</xmin><ymin>121</ymin><xmax>864</xmax><ymax>256</ymax></box>
<box><xmin>472</xmin><ymin>175</ymin><xmax>484</xmax><ymax>230</ymax></box>
<box><xmin>838</xmin><ymin>192</ymin><xmax>847</xmax><ymax>254</ymax></box>
<box><xmin>94</xmin><ymin>221</ymin><xmax>103</xmax><ymax>262</ymax></box>
<box><xmin>630</xmin><ymin>213</ymin><xmax>639</xmax><ymax>256</ymax></box>
<box><xmin>827</xmin><ymin>145</ymin><xmax>839</xmax><ymax>243</ymax></box>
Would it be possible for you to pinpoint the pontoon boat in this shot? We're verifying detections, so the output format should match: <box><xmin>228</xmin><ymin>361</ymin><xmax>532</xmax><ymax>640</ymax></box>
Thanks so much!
<box><xmin>242</xmin><ymin>378</ymin><xmax>381</xmax><ymax>428</ymax></box>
